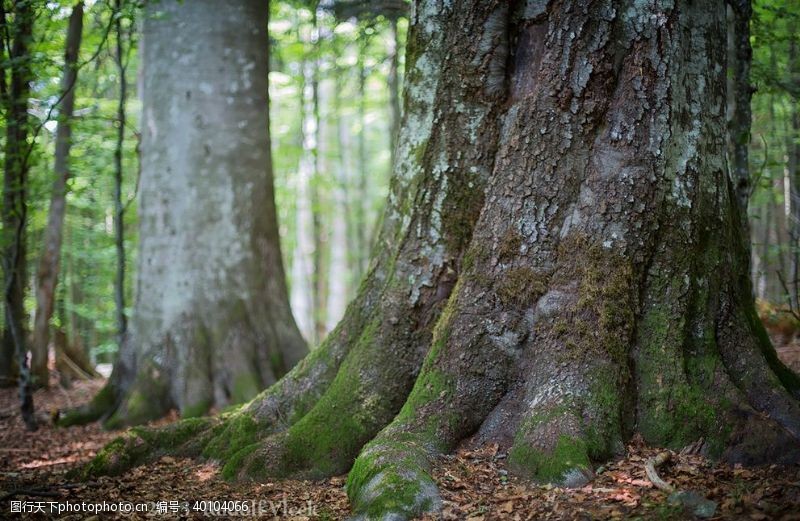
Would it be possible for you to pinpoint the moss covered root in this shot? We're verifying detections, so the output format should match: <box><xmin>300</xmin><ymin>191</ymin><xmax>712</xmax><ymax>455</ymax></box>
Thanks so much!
<box><xmin>76</xmin><ymin>417</ymin><xmax>216</xmax><ymax>478</ymax></box>
<box><xmin>347</xmin><ymin>439</ymin><xmax>441</xmax><ymax>520</ymax></box>
<box><xmin>509</xmin><ymin>434</ymin><xmax>593</xmax><ymax>486</ymax></box>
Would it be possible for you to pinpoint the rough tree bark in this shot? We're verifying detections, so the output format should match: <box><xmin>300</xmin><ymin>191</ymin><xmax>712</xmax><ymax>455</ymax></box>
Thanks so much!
<box><xmin>31</xmin><ymin>2</ymin><xmax>85</xmax><ymax>387</ymax></box>
<box><xmin>82</xmin><ymin>2</ymin><xmax>800</xmax><ymax>520</ymax></box>
<box><xmin>60</xmin><ymin>0</ymin><xmax>307</xmax><ymax>428</ymax></box>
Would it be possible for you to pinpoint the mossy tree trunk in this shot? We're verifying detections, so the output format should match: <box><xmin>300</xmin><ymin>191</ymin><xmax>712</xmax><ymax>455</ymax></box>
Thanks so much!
<box><xmin>84</xmin><ymin>1</ymin><xmax>800</xmax><ymax>519</ymax></box>
<box><xmin>59</xmin><ymin>0</ymin><xmax>307</xmax><ymax>428</ymax></box>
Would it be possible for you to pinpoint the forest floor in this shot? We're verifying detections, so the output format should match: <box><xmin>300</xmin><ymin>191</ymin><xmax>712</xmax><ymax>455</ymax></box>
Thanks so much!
<box><xmin>1</xmin><ymin>335</ymin><xmax>799</xmax><ymax>520</ymax></box>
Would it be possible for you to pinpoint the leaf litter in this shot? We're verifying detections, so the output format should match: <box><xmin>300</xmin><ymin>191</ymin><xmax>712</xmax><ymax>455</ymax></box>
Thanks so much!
<box><xmin>1</xmin><ymin>359</ymin><xmax>799</xmax><ymax>519</ymax></box>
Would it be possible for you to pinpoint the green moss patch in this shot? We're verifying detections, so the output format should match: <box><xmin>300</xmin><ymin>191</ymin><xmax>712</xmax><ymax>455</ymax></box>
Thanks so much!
<box><xmin>509</xmin><ymin>435</ymin><xmax>591</xmax><ymax>484</ymax></box>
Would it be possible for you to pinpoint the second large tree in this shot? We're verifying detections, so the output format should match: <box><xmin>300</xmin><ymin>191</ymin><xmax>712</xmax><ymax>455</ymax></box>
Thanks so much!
<box><xmin>64</xmin><ymin>0</ymin><xmax>307</xmax><ymax>427</ymax></box>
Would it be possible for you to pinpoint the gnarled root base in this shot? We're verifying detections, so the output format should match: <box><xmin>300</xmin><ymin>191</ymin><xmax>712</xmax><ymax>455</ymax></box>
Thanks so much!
<box><xmin>79</xmin><ymin>239</ymin><xmax>800</xmax><ymax>520</ymax></box>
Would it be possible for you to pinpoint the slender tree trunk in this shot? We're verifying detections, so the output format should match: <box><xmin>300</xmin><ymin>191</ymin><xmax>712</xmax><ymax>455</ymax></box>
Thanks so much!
<box><xmin>787</xmin><ymin>37</ymin><xmax>800</xmax><ymax>310</ymax></box>
<box><xmin>31</xmin><ymin>2</ymin><xmax>85</xmax><ymax>388</ymax></box>
<box><xmin>1</xmin><ymin>0</ymin><xmax>36</xmax><ymax>429</ymax></box>
<box><xmin>387</xmin><ymin>17</ymin><xmax>402</xmax><ymax>171</ymax></box>
<box><xmin>757</xmin><ymin>193</ymin><xmax>771</xmax><ymax>300</ymax></box>
<box><xmin>327</xmin><ymin>69</ymin><xmax>351</xmax><ymax>329</ymax></box>
<box><xmin>354</xmin><ymin>34</ymin><xmax>369</xmax><ymax>280</ymax></box>
<box><xmin>60</xmin><ymin>0</ymin><xmax>307</xmax><ymax>428</ymax></box>
<box><xmin>291</xmin><ymin>21</ymin><xmax>320</xmax><ymax>345</ymax></box>
<box><xmin>726</xmin><ymin>0</ymin><xmax>753</xmax><ymax>223</ymax></box>
<box><xmin>66</xmin><ymin>225</ymin><xmax>85</xmax><ymax>356</ymax></box>
<box><xmin>112</xmin><ymin>0</ymin><xmax>128</xmax><ymax>348</ymax></box>
<box><xmin>85</xmin><ymin>5</ymin><xmax>800</xmax><ymax>521</ymax></box>
<box><xmin>0</xmin><ymin>0</ymin><xmax>16</xmax><ymax>389</ymax></box>
<box><xmin>762</xmin><ymin>59</ymin><xmax>780</xmax><ymax>302</ymax></box>
<box><xmin>310</xmin><ymin>5</ymin><xmax>328</xmax><ymax>343</ymax></box>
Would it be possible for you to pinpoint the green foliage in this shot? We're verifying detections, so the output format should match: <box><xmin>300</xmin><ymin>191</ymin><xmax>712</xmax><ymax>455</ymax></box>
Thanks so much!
<box><xmin>749</xmin><ymin>0</ymin><xmax>800</xmax><ymax>304</ymax></box>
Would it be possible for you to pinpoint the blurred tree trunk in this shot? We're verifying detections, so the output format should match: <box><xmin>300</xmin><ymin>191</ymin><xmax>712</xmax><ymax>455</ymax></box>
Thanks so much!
<box><xmin>788</xmin><ymin>37</ymin><xmax>800</xmax><ymax>309</ymax></box>
<box><xmin>112</xmin><ymin>0</ymin><xmax>129</xmax><ymax>352</ymax></box>
<box><xmin>311</xmin><ymin>5</ymin><xmax>328</xmax><ymax>343</ymax></box>
<box><xmin>60</xmin><ymin>0</ymin><xmax>307</xmax><ymax>428</ymax></box>
<box><xmin>354</xmin><ymin>33</ymin><xmax>369</xmax><ymax>280</ymax></box>
<box><xmin>31</xmin><ymin>2</ymin><xmax>85</xmax><ymax>388</ymax></box>
<box><xmin>66</xmin><ymin>225</ymin><xmax>84</xmax><ymax>355</ymax></box>
<box><xmin>756</xmin><ymin>192</ymin><xmax>771</xmax><ymax>300</ymax></box>
<box><xmin>726</xmin><ymin>0</ymin><xmax>753</xmax><ymax>221</ymax></box>
<box><xmin>327</xmin><ymin>66</ymin><xmax>350</xmax><ymax>330</ymax></box>
<box><xmin>1</xmin><ymin>0</ymin><xmax>36</xmax><ymax>428</ymax></box>
<box><xmin>388</xmin><ymin>17</ymin><xmax>401</xmax><ymax>170</ymax></box>
<box><xmin>291</xmin><ymin>16</ymin><xmax>320</xmax><ymax>345</ymax></box>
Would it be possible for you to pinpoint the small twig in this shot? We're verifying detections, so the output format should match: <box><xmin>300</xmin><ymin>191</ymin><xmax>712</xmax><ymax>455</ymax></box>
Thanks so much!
<box><xmin>645</xmin><ymin>451</ymin><xmax>675</xmax><ymax>493</ymax></box>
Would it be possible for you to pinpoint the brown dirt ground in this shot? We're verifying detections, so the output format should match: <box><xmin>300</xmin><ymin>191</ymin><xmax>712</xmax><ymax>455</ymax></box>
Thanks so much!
<box><xmin>0</xmin><ymin>334</ymin><xmax>798</xmax><ymax>520</ymax></box>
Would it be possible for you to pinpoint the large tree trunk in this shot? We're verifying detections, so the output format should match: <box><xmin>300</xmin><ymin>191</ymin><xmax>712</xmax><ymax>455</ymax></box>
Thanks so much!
<box><xmin>31</xmin><ymin>2</ymin><xmax>85</xmax><ymax>388</ymax></box>
<box><xmin>61</xmin><ymin>0</ymin><xmax>307</xmax><ymax>428</ymax></box>
<box><xmin>83</xmin><ymin>2</ymin><xmax>800</xmax><ymax>519</ymax></box>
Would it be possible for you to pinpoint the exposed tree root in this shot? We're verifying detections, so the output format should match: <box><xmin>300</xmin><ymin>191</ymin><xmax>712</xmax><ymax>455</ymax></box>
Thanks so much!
<box><xmin>348</xmin><ymin>437</ymin><xmax>442</xmax><ymax>520</ymax></box>
<box><xmin>73</xmin><ymin>416</ymin><xmax>218</xmax><ymax>479</ymax></box>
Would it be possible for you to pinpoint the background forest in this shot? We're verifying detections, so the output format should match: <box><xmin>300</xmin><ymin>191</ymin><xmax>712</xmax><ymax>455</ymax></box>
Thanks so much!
<box><xmin>1</xmin><ymin>0</ymin><xmax>407</xmax><ymax>376</ymax></box>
